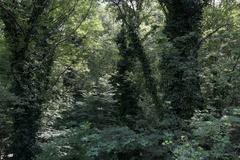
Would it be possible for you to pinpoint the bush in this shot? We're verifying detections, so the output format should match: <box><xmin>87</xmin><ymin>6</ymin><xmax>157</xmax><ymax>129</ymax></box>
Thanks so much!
<box><xmin>37</xmin><ymin>123</ymin><xmax>90</xmax><ymax>160</ymax></box>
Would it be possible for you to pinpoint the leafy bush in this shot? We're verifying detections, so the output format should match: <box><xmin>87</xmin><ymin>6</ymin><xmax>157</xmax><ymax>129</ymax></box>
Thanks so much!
<box><xmin>83</xmin><ymin>126</ymin><xmax>165</xmax><ymax>160</ymax></box>
<box><xmin>37</xmin><ymin>124</ymin><xmax>90</xmax><ymax>160</ymax></box>
<box><xmin>173</xmin><ymin>109</ymin><xmax>240</xmax><ymax>160</ymax></box>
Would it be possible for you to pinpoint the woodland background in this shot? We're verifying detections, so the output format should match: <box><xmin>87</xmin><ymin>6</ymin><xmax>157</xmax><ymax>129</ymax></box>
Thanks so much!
<box><xmin>0</xmin><ymin>0</ymin><xmax>239</xmax><ymax>160</ymax></box>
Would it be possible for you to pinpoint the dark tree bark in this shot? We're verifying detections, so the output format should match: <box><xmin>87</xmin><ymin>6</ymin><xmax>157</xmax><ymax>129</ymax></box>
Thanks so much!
<box><xmin>111</xmin><ymin>0</ymin><xmax>161</xmax><ymax>120</ymax></box>
<box><xmin>127</xmin><ymin>21</ymin><xmax>162</xmax><ymax>114</ymax></box>
<box><xmin>127</xmin><ymin>1</ymin><xmax>161</xmax><ymax>113</ymax></box>
<box><xmin>112</xmin><ymin>23</ymin><xmax>140</xmax><ymax>126</ymax></box>
<box><xmin>160</xmin><ymin>0</ymin><xmax>208</xmax><ymax>119</ymax></box>
<box><xmin>0</xmin><ymin>1</ymin><xmax>65</xmax><ymax>159</ymax></box>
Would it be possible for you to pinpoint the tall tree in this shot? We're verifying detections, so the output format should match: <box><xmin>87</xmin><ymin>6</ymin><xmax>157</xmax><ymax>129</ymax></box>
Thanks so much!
<box><xmin>111</xmin><ymin>0</ymin><xmax>161</xmax><ymax>122</ymax></box>
<box><xmin>159</xmin><ymin>0</ymin><xmax>208</xmax><ymax>119</ymax></box>
<box><xmin>112</xmin><ymin>22</ymin><xmax>140</xmax><ymax>126</ymax></box>
<box><xmin>0</xmin><ymin>0</ymin><xmax>76</xmax><ymax>159</ymax></box>
<box><xmin>125</xmin><ymin>0</ymin><xmax>162</xmax><ymax>113</ymax></box>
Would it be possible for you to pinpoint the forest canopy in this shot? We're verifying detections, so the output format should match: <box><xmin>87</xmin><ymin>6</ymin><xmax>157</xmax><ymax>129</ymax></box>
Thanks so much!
<box><xmin>0</xmin><ymin>0</ymin><xmax>239</xmax><ymax>160</ymax></box>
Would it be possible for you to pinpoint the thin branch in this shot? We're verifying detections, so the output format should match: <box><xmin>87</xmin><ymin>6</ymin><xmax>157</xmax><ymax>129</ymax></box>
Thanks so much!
<box><xmin>111</xmin><ymin>0</ymin><xmax>129</xmax><ymax>26</ymax></box>
<box><xmin>141</xmin><ymin>25</ymin><xmax>160</xmax><ymax>42</ymax></box>
<box><xmin>200</xmin><ymin>24</ymin><xmax>229</xmax><ymax>44</ymax></box>
<box><xmin>0</xmin><ymin>1</ymin><xmax>24</xmax><ymax>33</ymax></box>
<box><xmin>158</xmin><ymin>0</ymin><xmax>168</xmax><ymax>16</ymax></box>
<box><xmin>228</xmin><ymin>54</ymin><xmax>240</xmax><ymax>82</ymax></box>
<box><xmin>52</xmin><ymin>0</ymin><xmax>79</xmax><ymax>27</ymax></box>
<box><xmin>50</xmin><ymin>0</ymin><xmax>94</xmax><ymax>49</ymax></box>
<box><xmin>190</xmin><ymin>23</ymin><xmax>229</xmax><ymax>56</ymax></box>
<box><xmin>72</xmin><ymin>0</ymin><xmax>94</xmax><ymax>33</ymax></box>
<box><xmin>50</xmin><ymin>64</ymin><xmax>73</xmax><ymax>87</ymax></box>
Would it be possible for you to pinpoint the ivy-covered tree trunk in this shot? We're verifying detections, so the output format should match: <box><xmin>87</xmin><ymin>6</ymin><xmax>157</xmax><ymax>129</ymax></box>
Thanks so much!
<box><xmin>0</xmin><ymin>1</ymin><xmax>58</xmax><ymax>159</ymax></box>
<box><xmin>126</xmin><ymin>1</ymin><xmax>161</xmax><ymax>113</ymax></box>
<box><xmin>112</xmin><ymin>24</ymin><xmax>140</xmax><ymax>126</ymax></box>
<box><xmin>9</xmin><ymin>43</ymin><xmax>54</xmax><ymax>160</ymax></box>
<box><xmin>111</xmin><ymin>0</ymin><xmax>161</xmax><ymax>119</ymax></box>
<box><xmin>127</xmin><ymin>20</ymin><xmax>162</xmax><ymax>114</ymax></box>
<box><xmin>160</xmin><ymin>0</ymin><xmax>207</xmax><ymax>119</ymax></box>
<box><xmin>112</xmin><ymin>25</ymin><xmax>142</xmax><ymax>154</ymax></box>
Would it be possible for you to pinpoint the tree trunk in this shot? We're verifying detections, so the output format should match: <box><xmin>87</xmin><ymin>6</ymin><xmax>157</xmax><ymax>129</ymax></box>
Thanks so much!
<box><xmin>127</xmin><ymin>25</ymin><xmax>162</xmax><ymax>113</ymax></box>
<box><xmin>112</xmin><ymin>24</ymin><xmax>140</xmax><ymax>127</ymax></box>
<box><xmin>160</xmin><ymin>0</ymin><xmax>207</xmax><ymax>119</ymax></box>
<box><xmin>0</xmin><ymin>1</ymin><xmax>57</xmax><ymax>159</ymax></box>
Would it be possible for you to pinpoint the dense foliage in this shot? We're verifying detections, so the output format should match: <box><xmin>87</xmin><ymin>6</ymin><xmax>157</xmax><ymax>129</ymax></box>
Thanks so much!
<box><xmin>0</xmin><ymin>0</ymin><xmax>239</xmax><ymax>160</ymax></box>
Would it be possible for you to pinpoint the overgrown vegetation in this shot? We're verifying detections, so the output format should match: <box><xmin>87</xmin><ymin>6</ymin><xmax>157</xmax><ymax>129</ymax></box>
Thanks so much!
<box><xmin>0</xmin><ymin>0</ymin><xmax>239</xmax><ymax>160</ymax></box>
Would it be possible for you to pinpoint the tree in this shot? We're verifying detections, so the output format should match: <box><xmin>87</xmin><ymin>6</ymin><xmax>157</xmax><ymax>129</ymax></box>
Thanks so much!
<box><xmin>125</xmin><ymin>0</ymin><xmax>161</xmax><ymax>114</ymax></box>
<box><xmin>0</xmin><ymin>0</ymin><xmax>77</xmax><ymax>159</ymax></box>
<box><xmin>110</xmin><ymin>0</ymin><xmax>161</xmax><ymax>125</ymax></box>
<box><xmin>159</xmin><ymin>0</ymin><xmax>208</xmax><ymax>119</ymax></box>
<box><xmin>0</xmin><ymin>1</ymin><xmax>239</xmax><ymax>160</ymax></box>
